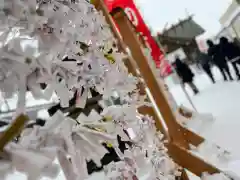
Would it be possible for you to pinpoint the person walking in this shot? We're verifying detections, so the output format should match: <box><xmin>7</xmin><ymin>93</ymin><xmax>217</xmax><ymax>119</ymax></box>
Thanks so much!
<box><xmin>207</xmin><ymin>39</ymin><xmax>233</xmax><ymax>81</ymax></box>
<box><xmin>219</xmin><ymin>37</ymin><xmax>240</xmax><ymax>80</ymax></box>
<box><xmin>233</xmin><ymin>38</ymin><xmax>240</xmax><ymax>48</ymax></box>
<box><xmin>197</xmin><ymin>51</ymin><xmax>215</xmax><ymax>83</ymax></box>
<box><xmin>173</xmin><ymin>57</ymin><xmax>199</xmax><ymax>95</ymax></box>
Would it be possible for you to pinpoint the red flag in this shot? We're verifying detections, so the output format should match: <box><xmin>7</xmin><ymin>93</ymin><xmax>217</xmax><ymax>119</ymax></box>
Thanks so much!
<box><xmin>104</xmin><ymin>0</ymin><xmax>162</xmax><ymax>67</ymax></box>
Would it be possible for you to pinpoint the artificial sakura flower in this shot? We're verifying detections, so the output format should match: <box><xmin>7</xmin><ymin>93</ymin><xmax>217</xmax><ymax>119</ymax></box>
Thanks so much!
<box><xmin>0</xmin><ymin>1</ymin><xmax>180</xmax><ymax>180</ymax></box>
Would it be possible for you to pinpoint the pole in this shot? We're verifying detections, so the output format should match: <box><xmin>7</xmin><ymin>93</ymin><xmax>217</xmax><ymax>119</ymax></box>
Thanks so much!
<box><xmin>154</xmin><ymin>36</ymin><xmax>198</xmax><ymax>112</ymax></box>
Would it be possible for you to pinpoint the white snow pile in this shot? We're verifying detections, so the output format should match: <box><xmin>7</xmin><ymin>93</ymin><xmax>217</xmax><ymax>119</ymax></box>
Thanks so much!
<box><xmin>202</xmin><ymin>172</ymin><xmax>240</xmax><ymax>180</ymax></box>
<box><xmin>191</xmin><ymin>141</ymin><xmax>240</xmax><ymax>180</ymax></box>
<box><xmin>176</xmin><ymin>105</ymin><xmax>215</xmax><ymax>134</ymax></box>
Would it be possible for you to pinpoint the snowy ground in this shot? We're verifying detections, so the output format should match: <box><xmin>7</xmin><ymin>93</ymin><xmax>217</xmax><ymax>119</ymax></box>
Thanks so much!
<box><xmin>165</xmin><ymin>65</ymin><xmax>240</xmax><ymax>162</ymax></box>
<box><xmin>165</xmin><ymin>65</ymin><xmax>240</xmax><ymax>179</ymax></box>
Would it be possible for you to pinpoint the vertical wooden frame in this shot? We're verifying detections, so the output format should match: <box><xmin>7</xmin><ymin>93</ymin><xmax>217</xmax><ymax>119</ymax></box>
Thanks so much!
<box><xmin>0</xmin><ymin>0</ymin><xmax>221</xmax><ymax>178</ymax></box>
<box><xmin>92</xmin><ymin>0</ymin><xmax>127</xmax><ymax>53</ymax></box>
<box><xmin>108</xmin><ymin>7</ymin><xmax>220</xmax><ymax>177</ymax></box>
<box><xmin>0</xmin><ymin>114</ymin><xmax>29</xmax><ymax>150</ymax></box>
<box><xmin>108</xmin><ymin>7</ymin><xmax>205</xmax><ymax>149</ymax></box>
<box><xmin>93</xmin><ymin>0</ymin><xmax>168</xmax><ymax>135</ymax></box>
<box><xmin>166</xmin><ymin>143</ymin><xmax>220</xmax><ymax>176</ymax></box>
<box><xmin>111</xmin><ymin>8</ymin><xmax>189</xmax><ymax>148</ymax></box>
<box><xmin>92</xmin><ymin>0</ymin><xmax>220</xmax><ymax>177</ymax></box>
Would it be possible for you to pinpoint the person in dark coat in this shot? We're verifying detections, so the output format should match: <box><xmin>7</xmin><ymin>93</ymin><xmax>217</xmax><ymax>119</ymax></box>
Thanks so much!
<box><xmin>197</xmin><ymin>51</ymin><xmax>215</xmax><ymax>83</ymax></box>
<box><xmin>173</xmin><ymin>57</ymin><xmax>199</xmax><ymax>94</ymax></box>
<box><xmin>233</xmin><ymin>38</ymin><xmax>240</xmax><ymax>48</ymax></box>
<box><xmin>207</xmin><ymin>39</ymin><xmax>233</xmax><ymax>81</ymax></box>
<box><xmin>219</xmin><ymin>37</ymin><xmax>240</xmax><ymax>80</ymax></box>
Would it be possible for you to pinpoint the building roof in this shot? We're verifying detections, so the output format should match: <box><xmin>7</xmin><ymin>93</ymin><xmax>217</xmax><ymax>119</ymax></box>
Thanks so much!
<box><xmin>161</xmin><ymin>16</ymin><xmax>205</xmax><ymax>39</ymax></box>
<box><xmin>155</xmin><ymin>34</ymin><xmax>197</xmax><ymax>53</ymax></box>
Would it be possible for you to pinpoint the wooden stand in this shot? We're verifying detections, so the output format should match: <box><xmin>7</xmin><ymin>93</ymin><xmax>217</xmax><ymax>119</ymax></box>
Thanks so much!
<box><xmin>93</xmin><ymin>0</ymin><xmax>167</xmax><ymax>136</ymax></box>
<box><xmin>93</xmin><ymin>0</ymin><xmax>221</xmax><ymax>177</ymax></box>
<box><xmin>0</xmin><ymin>0</ymin><xmax>221</xmax><ymax>178</ymax></box>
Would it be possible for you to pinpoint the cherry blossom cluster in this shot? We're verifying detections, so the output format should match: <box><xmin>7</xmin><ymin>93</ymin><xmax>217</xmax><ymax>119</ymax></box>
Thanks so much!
<box><xmin>0</xmin><ymin>0</ymin><xmax>136</xmax><ymax>112</ymax></box>
<box><xmin>0</xmin><ymin>0</ymin><xmax>180</xmax><ymax>180</ymax></box>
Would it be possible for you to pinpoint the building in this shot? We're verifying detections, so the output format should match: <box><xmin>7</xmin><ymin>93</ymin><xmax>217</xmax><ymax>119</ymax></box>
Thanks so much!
<box><xmin>155</xmin><ymin>16</ymin><xmax>205</xmax><ymax>63</ymax></box>
<box><xmin>218</xmin><ymin>0</ymin><xmax>240</xmax><ymax>39</ymax></box>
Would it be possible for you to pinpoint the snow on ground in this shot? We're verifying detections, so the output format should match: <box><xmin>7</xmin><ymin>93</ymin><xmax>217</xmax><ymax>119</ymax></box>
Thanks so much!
<box><xmin>166</xmin><ymin>65</ymin><xmax>240</xmax><ymax>166</ymax></box>
<box><xmin>165</xmin><ymin>65</ymin><xmax>240</xmax><ymax>178</ymax></box>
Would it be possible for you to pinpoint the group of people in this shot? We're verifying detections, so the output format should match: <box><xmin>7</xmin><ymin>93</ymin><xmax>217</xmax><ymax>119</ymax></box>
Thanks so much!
<box><xmin>172</xmin><ymin>37</ymin><xmax>240</xmax><ymax>95</ymax></box>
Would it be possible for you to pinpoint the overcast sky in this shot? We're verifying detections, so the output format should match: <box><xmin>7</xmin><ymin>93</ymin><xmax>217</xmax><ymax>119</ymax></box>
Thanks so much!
<box><xmin>134</xmin><ymin>0</ymin><xmax>233</xmax><ymax>37</ymax></box>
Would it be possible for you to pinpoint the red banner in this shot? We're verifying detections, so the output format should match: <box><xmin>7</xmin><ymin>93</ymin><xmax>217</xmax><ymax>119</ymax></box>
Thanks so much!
<box><xmin>104</xmin><ymin>0</ymin><xmax>163</xmax><ymax>67</ymax></box>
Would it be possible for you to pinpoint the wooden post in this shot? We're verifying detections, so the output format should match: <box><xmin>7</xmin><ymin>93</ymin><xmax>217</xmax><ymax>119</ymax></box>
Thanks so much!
<box><xmin>92</xmin><ymin>0</ymin><xmax>167</xmax><ymax>135</ymax></box>
<box><xmin>111</xmin><ymin>8</ymin><xmax>189</xmax><ymax>148</ymax></box>
<box><xmin>92</xmin><ymin>1</ymin><xmax>220</xmax><ymax>177</ymax></box>
<box><xmin>166</xmin><ymin>143</ymin><xmax>220</xmax><ymax>176</ymax></box>
<box><xmin>108</xmin><ymin>8</ymin><xmax>205</xmax><ymax>148</ymax></box>
<box><xmin>179</xmin><ymin>126</ymin><xmax>204</xmax><ymax>146</ymax></box>
<box><xmin>0</xmin><ymin>114</ymin><xmax>29</xmax><ymax>150</ymax></box>
<box><xmin>92</xmin><ymin>0</ymin><xmax>127</xmax><ymax>53</ymax></box>
<box><xmin>110</xmin><ymin>8</ymin><xmax>221</xmax><ymax>176</ymax></box>
<box><xmin>96</xmin><ymin>1</ymin><xmax>204</xmax><ymax>147</ymax></box>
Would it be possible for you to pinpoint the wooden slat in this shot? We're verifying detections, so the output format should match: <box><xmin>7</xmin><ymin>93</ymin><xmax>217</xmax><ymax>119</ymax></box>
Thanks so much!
<box><xmin>179</xmin><ymin>125</ymin><xmax>205</xmax><ymax>147</ymax></box>
<box><xmin>91</xmin><ymin>0</ymin><xmax>127</xmax><ymax>53</ymax></box>
<box><xmin>92</xmin><ymin>0</ymin><xmax>167</xmax><ymax>136</ymax></box>
<box><xmin>111</xmin><ymin>9</ymin><xmax>189</xmax><ymax>148</ymax></box>
<box><xmin>166</xmin><ymin>143</ymin><xmax>220</xmax><ymax>176</ymax></box>
<box><xmin>0</xmin><ymin>114</ymin><xmax>29</xmax><ymax>150</ymax></box>
<box><xmin>94</xmin><ymin>1</ymin><xmax>203</xmax><ymax>147</ymax></box>
<box><xmin>92</xmin><ymin>2</ymin><xmax>222</xmax><ymax>177</ymax></box>
<box><xmin>138</xmin><ymin>105</ymin><xmax>165</xmax><ymax>134</ymax></box>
